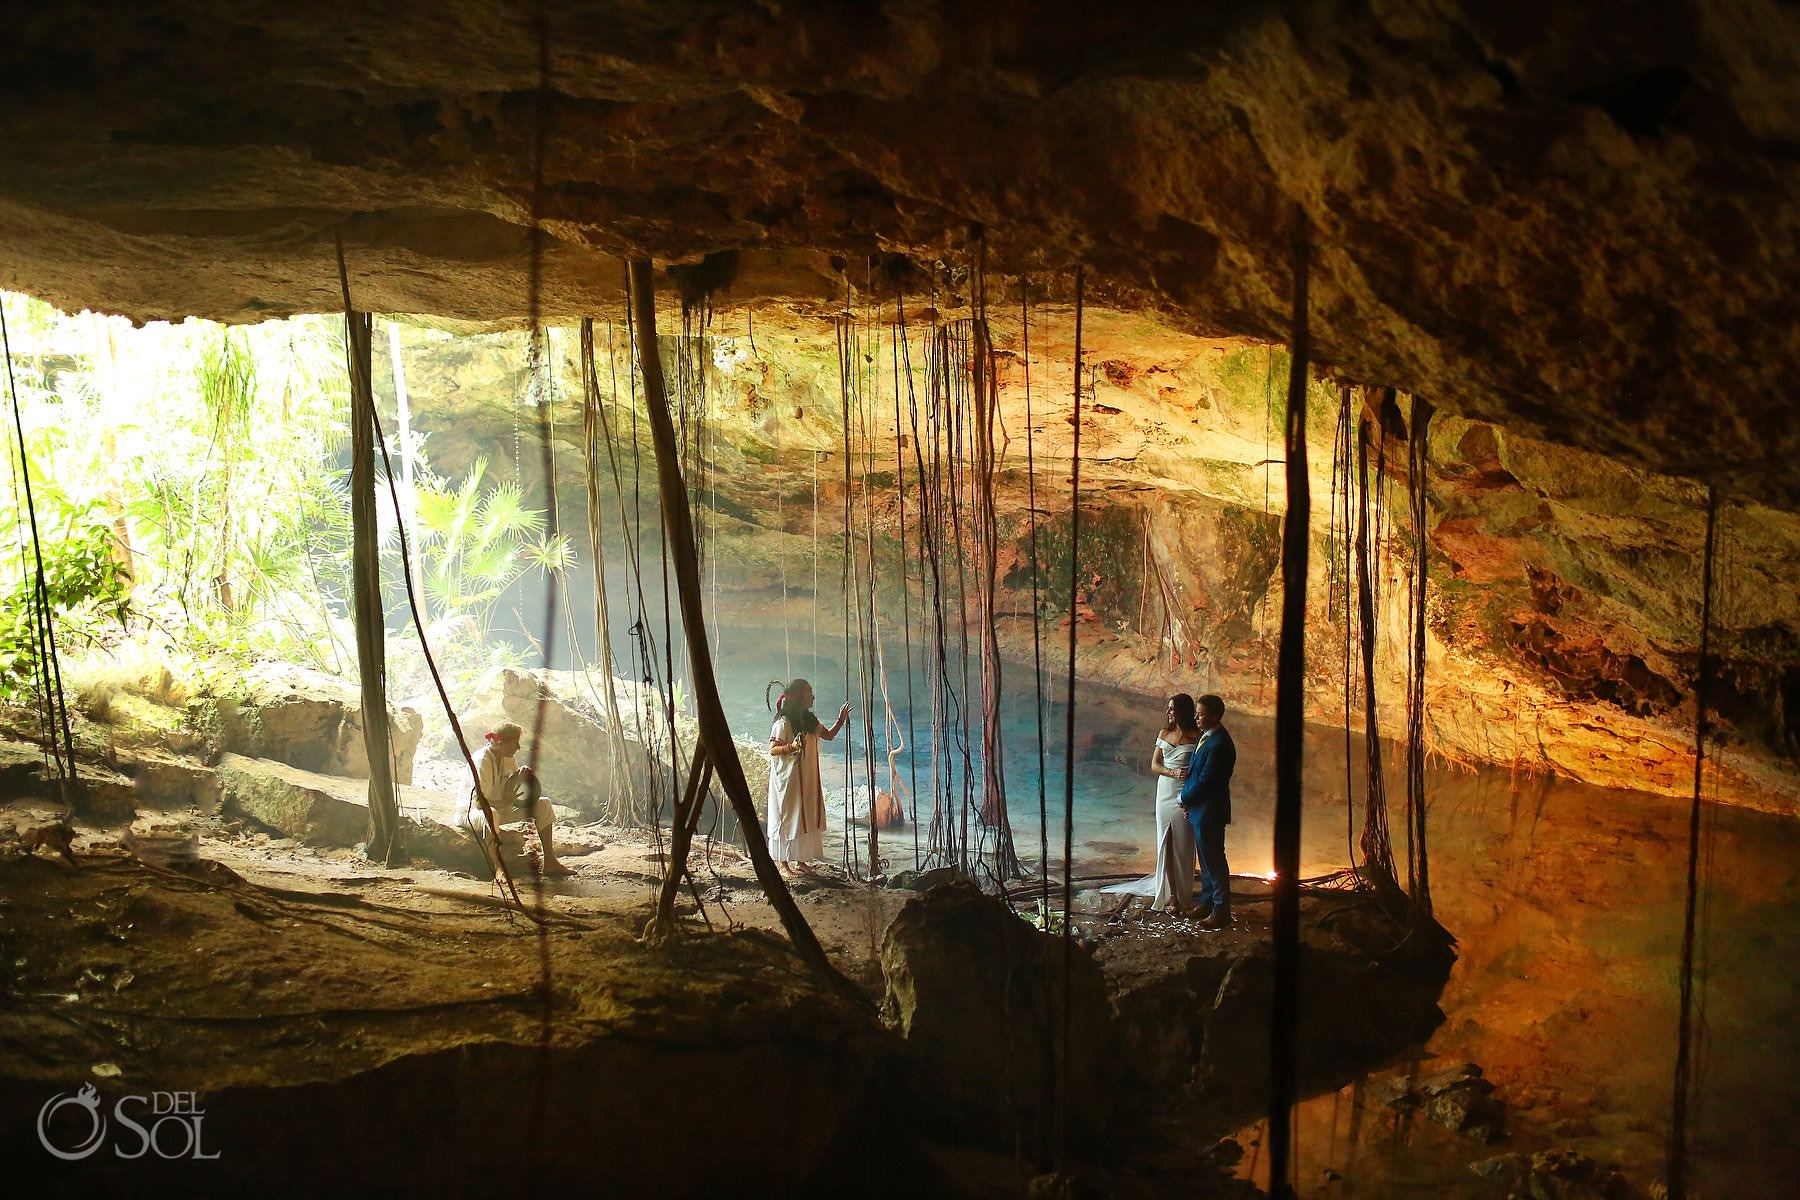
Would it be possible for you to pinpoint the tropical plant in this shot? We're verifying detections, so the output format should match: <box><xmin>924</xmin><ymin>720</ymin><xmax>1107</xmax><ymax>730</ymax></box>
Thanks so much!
<box><xmin>412</xmin><ymin>458</ymin><xmax>568</xmax><ymax>640</ymax></box>
<box><xmin>2</xmin><ymin>293</ymin><xmax>353</xmax><ymax>676</ymax></box>
<box><xmin>0</xmin><ymin>496</ymin><xmax>132</xmax><ymax>702</ymax></box>
<box><xmin>2</xmin><ymin>293</ymin><xmax>585</xmax><ymax>716</ymax></box>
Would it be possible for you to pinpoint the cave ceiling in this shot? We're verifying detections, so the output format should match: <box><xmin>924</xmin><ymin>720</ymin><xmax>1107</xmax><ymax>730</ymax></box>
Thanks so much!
<box><xmin>3</xmin><ymin>1</ymin><xmax>1799</xmax><ymax>510</ymax></box>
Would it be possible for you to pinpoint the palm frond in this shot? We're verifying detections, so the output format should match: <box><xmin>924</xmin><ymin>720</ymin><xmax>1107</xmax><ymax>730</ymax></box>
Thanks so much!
<box><xmin>522</xmin><ymin>532</ymin><xmax>575</xmax><ymax>576</ymax></box>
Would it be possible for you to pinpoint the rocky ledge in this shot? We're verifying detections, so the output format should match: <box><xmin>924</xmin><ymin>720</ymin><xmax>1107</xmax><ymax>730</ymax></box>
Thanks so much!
<box><xmin>879</xmin><ymin>879</ymin><xmax>1456</xmax><ymax>1162</ymax></box>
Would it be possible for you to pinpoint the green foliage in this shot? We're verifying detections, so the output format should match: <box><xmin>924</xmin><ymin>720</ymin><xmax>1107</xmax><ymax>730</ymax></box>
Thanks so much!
<box><xmin>413</xmin><ymin>458</ymin><xmax>549</xmax><ymax>633</ymax></box>
<box><xmin>197</xmin><ymin>325</ymin><xmax>257</xmax><ymax>441</ymax></box>
<box><xmin>2</xmin><ymin>293</ymin><xmax>352</xmax><ymax>677</ymax></box>
<box><xmin>377</xmin><ymin>456</ymin><xmax>566</xmax><ymax>707</ymax></box>
<box><xmin>0</xmin><ymin>295</ymin><xmax>566</xmax><ymax>716</ymax></box>
<box><xmin>0</xmin><ymin>498</ymin><xmax>132</xmax><ymax>702</ymax></box>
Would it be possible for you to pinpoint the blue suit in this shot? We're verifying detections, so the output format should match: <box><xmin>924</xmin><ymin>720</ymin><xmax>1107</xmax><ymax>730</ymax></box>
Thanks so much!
<box><xmin>1179</xmin><ymin>724</ymin><xmax>1236</xmax><ymax>916</ymax></box>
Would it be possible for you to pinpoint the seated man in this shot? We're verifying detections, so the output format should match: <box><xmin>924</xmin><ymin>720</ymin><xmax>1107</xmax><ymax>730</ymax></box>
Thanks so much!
<box><xmin>454</xmin><ymin>721</ymin><xmax>572</xmax><ymax>878</ymax></box>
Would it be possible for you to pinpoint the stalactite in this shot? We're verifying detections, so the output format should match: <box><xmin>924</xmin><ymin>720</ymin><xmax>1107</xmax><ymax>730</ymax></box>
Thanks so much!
<box><xmin>1023</xmin><ymin>277</ymin><xmax>1048</xmax><ymax>889</ymax></box>
<box><xmin>617</xmin><ymin>274</ymin><xmax>673</xmax><ymax>843</ymax></box>
<box><xmin>915</xmin><ymin>315</ymin><xmax>961</xmax><ymax>871</ymax></box>
<box><xmin>1337</xmin><ymin>386</ymin><xmax>1356</xmax><ymax>871</ymax></box>
<box><xmin>856</xmin><ymin>292</ymin><xmax>885</xmax><ymax>878</ymax></box>
<box><xmin>1355</xmin><ymin>418</ymin><xmax>1399</xmax><ymax>892</ymax></box>
<box><xmin>948</xmin><ymin>321</ymin><xmax>976</xmax><ymax>875</ymax></box>
<box><xmin>1669</xmin><ymin>483</ymin><xmax>1720</xmax><ymax>1200</ymax></box>
<box><xmin>972</xmin><ymin>258</ymin><xmax>1019</xmax><ymax>882</ymax></box>
<box><xmin>1056</xmin><ymin>263</ymin><xmax>1086</xmax><ymax>1168</ymax></box>
<box><xmin>602</xmin><ymin>318</ymin><xmax>669</xmax><ymax>831</ymax></box>
<box><xmin>894</xmin><ymin>288</ymin><xmax>922</xmax><ymax>869</ymax></box>
<box><xmin>837</xmin><ymin>312</ymin><xmax>861</xmax><ymax>875</ymax></box>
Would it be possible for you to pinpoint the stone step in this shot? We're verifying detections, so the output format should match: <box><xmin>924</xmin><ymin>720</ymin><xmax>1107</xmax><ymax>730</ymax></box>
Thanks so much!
<box><xmin>0</xmin><ymin>739</ymin><xmax>137</xmax><ymax>819</ymax></box>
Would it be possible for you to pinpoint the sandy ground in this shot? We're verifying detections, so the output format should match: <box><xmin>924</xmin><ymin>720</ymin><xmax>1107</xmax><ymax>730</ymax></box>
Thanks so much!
<box><xmin>0</xmin><ymin>791</ymin><xmax>966</xmax><ymax>1100</ymax></box>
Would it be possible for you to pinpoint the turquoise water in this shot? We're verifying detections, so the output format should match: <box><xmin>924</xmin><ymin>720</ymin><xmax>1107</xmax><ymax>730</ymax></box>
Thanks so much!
<box><xmin>709</xmin><ymin>631</ymin><xmax>1188</xmax><ymax>876</ymax></box>
<box><xmin>705</xmin><ymin>629</ymin><xmax>1362</xmax><ymax>881</ymax></box>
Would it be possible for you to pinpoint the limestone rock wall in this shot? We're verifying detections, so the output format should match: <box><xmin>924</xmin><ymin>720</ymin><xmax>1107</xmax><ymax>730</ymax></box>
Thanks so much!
<box><xmin>381</xmin><ymin>314</ymin><xmax>1800</xmax><ymax>812</ymax></box>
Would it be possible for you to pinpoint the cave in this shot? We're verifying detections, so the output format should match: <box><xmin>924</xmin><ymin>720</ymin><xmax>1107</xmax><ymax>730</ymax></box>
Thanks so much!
<box><xmin>3</xmin><ymin>4</ymin><xmax>1798</xmax><ymax>1198</ymax></box>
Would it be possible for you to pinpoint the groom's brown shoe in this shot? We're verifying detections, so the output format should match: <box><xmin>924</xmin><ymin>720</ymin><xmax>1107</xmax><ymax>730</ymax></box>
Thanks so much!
<box><xmin>1198</xmin><ymin>912</ymin><xmax>1232</xmax><ymax>930</ymax></box>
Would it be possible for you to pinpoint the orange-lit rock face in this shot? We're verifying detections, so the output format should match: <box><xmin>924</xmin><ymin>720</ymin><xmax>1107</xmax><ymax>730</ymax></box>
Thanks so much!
<box><xmin>3</xmin><ymin>2</ymin><xmax>1800</xmax><ymax>510</ymax></box>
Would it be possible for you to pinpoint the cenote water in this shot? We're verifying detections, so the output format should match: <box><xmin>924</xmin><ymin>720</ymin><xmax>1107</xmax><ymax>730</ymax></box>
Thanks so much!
<box><xmin>678</xmin><ymin>627</ymin><xmax>1797</xmax><ymax>1196</ymax></box>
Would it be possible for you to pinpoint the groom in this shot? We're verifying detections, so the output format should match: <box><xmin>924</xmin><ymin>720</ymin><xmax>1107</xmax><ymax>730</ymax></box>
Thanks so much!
<box><xmin>1179</xmin><ymin>693</ymin><xmax>1237</xmax><ymax>929</ymax></box>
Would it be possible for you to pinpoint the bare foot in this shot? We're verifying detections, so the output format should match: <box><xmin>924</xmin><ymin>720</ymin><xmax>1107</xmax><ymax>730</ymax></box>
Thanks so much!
<box><xmin>538</xmin><ymin>860</ymin><xmax>575</xmax><ymax>879</ymax></box>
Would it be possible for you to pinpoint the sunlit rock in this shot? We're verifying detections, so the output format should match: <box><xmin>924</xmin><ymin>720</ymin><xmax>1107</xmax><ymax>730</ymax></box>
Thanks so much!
<box><xmin>200</xmin><ymin>664</ymin><xmax>424</xmax><ymax>785</ymax></box>
<box><xmin>457</xmin><ymin>666</ymin><xmax>771</xmax><ymax>821</ymax></box>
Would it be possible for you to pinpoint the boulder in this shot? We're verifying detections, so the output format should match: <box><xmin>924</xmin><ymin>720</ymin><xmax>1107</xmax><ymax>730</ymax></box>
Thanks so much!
<box><xmin>203</xmin><ymin>663</ymin><xmax>423</xmax><ymax>784</ymax></box>
<box><xmin>0</xmin><ymin>740</ymin><xmax>47</xmax><ymax>796</ymax></box>
<box><xmin>1184</xmin><ymin>905</ymin><xmax>1455</xmax><ymax>1120</ymax></box>
<box><xmin>1093</xmin><ymin>890</ymin><xmax>1457</xmax><ymax>1124</ymax></box>
<box><xmin>217</xmin><ymin>753</ymin><xmax>481</xmax><ymax>872</ymax></box>
<box><xmin>879</xmin><ymin>881</ymin><xmax>1117</xmax><ymax>1157</ymax></box>
<box><xmin>71</xmin><ymin>764</ymin><xmax>137</xmax><ymax>821</ymax></box>
<box><xmin>0</xmin><ymin>735</ymin><xmax>135</xmax><ymax>820</ymax></box>
<box><xmin>1367</xmin><ymin>1063</ymin><xmax>1508</xmax><ymax>1142</ymax></box>
<box><xmin>130</xmin><ymin>752</ymin><xmax>222</xmax><ymax>814</ymax></box>
<box><xmin>1419</xmin><ymin>1063</ymin><xmax>1506</xmax><ymax>1142</ymax></box>
<box><xmin>218</xmin><ymin>753</ymin><xmax>370</xmax><ymax>848</ymax></box>
<box><xmin>458</xmin><ymin>668</ymin><xmax>770</xmax><ymax>822</ymax></box>
<box><xmin>457</xmin><ymin>668</ymin><xmax>652</xmax><ymax>813</ymax></box>
<box><xmin>886</xmin><ymin>865</ymin><xmax>958</xmax><ymax>892</ymax></box>
<box><xmin>402</xmin><ymin>809</ymin><xmax>496</xmax><ymax>877</ymax></box>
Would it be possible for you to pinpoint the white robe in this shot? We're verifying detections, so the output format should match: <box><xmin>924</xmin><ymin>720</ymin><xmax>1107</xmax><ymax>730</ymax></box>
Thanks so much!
<box><xmin>766</xmin><ymin>716</ymin><xmax>825</xmax><ymax>862</ymax></box>
<box><xmin>455</xmin><ymin>744</ymin><xmax>534</xmax><ymax>838</ymax></box>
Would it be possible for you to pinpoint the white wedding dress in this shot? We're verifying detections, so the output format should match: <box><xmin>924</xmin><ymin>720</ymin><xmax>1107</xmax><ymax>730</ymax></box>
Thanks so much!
<box><xmin>1150</xmin><ymin>735</ymin><xmax>1198</xmax><ymax>910</ymax></box>
<box><xmin>1103</xmin><ymin>734</ymin><xmax>1199</xmax><ymax>908</ymax></box>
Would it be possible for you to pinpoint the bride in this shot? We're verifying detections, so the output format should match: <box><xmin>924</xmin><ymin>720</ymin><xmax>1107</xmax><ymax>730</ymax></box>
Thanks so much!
<box><xmin>1149</xmin><ymin>694</ymin><xmax>1203</xmax><ymax>913</ymax></box>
